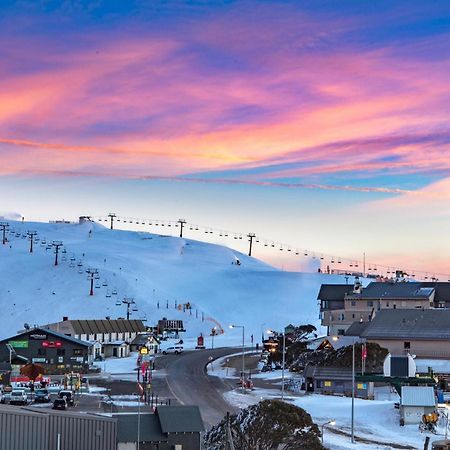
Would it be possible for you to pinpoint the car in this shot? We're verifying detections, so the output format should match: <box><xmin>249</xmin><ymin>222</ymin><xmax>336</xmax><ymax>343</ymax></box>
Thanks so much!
<box><xmin>9</xmin><ymin>390</ymin><xmax>28</xmax><ymax>405</ymax></box>
<box><xmin>52</xmin><ymin>398</ymin><xmax>67</xmax><ymax>410</ymax></box>
<box><xmin>261</xmin><ymin>364</ymin><xmax>273</xmax><ymax>372</ymax></box>
<box><xmin>58</xmin><ymin>390</ymin><xmax>74</xmax><ymax>406</ymax></box>
<box><xmin>161</xmin><ymin>345</ymin><xmax>183</xmax><ymax>355</ymax></box>
<box><xmin>34</xmin><ymin>389</ymin><xmax>50</xmax><ymax>403</ymax></box>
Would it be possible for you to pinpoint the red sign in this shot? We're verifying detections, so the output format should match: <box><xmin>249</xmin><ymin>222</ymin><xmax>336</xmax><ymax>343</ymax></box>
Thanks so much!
<box><xmin>42</xmin><ymin>341</ymin><xmax>62</xmax><ymax>348</ymax></box>
<box><xmin>197</xmin><ymin>335</ymin><xmax>204</xmax><ymax>347</ymax></box>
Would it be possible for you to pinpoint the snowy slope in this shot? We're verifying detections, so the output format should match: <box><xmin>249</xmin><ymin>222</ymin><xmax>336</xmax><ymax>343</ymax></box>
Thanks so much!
<box><xmin>0</xmin><ymin>220</ymin><xmax>354</xmax><ymax>345</ymax></box>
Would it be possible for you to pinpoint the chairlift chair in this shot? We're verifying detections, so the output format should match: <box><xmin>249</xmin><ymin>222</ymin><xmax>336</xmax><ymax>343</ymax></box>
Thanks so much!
<box><xmin>112</xmin><ymin>289</ymin><xmax>118</xmax><ymax>295</ymax></box>
<box><xmin>102</xmin><ymin>281</ymin><xmax>108</xmax><ymax>287</ymax></box>
<box><xmin>132</xmin><ymin>306</ymin><xmax>138</xmax><ymax>312</ymax></box>
<box><xmin>95</xmin><ymin>282</ymin><xmax>101</xmax><ymax>289</ymax></box>
<box><xmin>115</xmin><ymin>300</ymin><xmax>121</xmax><ymax>306</ymax></box>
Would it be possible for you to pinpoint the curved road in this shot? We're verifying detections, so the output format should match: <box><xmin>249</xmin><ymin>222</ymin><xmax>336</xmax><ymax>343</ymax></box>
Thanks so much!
<box><xmin>156</xmin><ymin>348</ymin><xmax>241</xmax><ymax>428</ymax></box>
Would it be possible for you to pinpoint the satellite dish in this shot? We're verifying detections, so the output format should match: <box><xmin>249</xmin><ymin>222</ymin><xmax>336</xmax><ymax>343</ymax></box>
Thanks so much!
<box><xmin>24</xmin><ymin>323</ymin><xmax>30</xmax><ymax>330</ymax></box>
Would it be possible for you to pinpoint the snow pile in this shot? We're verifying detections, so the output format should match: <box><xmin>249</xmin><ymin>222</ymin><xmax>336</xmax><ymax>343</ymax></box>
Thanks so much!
<box><xmin>0</xmin><ymin>220</ymin><xmax>353</xmax><ymax>345</ymax></box>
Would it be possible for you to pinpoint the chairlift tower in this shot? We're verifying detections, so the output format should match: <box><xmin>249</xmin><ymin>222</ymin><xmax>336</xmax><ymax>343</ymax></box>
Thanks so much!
<box><xmin>86</xmin><ymin>268</ymin><xmax>99</xmax><ymax>296</ymax></box>
<box><xmin>247</xmin><ymin>233</ymin><xmax>256</xmax><ymax>256</ymax></box>
<box><xmin>52</xmin><ymin>241</ymin><xmax>63</xmax><ymax>266</ymax></box>
<box><xmin>122</xmin><ymin>297</ymin><xmax>136</xmax><ymax>320</ymax></box>
<box><xmin>27</xmin><ymin>231</ymin><xmax>38</xmax><ymax>253</ymax></box>
<box><xmin>0</xmin><ymin>222</ymin><xmax>9</xmax><ymax>245</ymax></box>
<box><xmin>177</xmin><ymin>219</ymin><xmax>187</xmax><ymax>238</ymax></box>
<box><xmin>108</xmin><ymin>213</ymin><xmax>116</xmax><ymax>230</ymax></box>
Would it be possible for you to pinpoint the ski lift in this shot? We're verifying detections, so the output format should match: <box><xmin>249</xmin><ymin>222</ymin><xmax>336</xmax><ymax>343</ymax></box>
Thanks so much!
<box><xmin>167</xmin><ymin>223</ymin><xmax>171</xmax><ymax>227</ymax></box>
<box><xmin>95</xmin><ymin>281</ymin><xmax>101</xmax><ymax>289</ymax></box>
<box><xmin>132</xmin><ymin>306</ymin><xmax>138</xmax><ymax>312</ymax></box>
<box><xmin>102</xmin><ymin>280</ymin><xmax>108</xmax><ymax>287</ymax></box>
<box><xmin>117</xmin><ymin>218</ymin><xmax>121</xmax><ymax>222</ymax></box>
<box><xmin>78</xmin><ymin>268</ymin><xmax>83</xmax><ymax>274</ymax></box>
<box><xmin>264</xmin><ymin>242</ymin><xmax>268</xmax><ymax>247</ymax></box>
<box><xmin>238</xmin><ymin>235</ymin><xmax>242</xmax><ymax>240</ymax></box>
<box><xmin>69</xmin><ymin>262</ymin><xmax>75</xmax><ymax>268</ymax></box>
<box><xmin>224</xmin><ymin>233</ymin><xmax>228</xmax><ymax>237</ymax></box>
<box><xmin>62</xmin><ymin>255</ymin><xmax>67</xmax><ymax>262</ymax></box>
<box><xmin>112</xmin><ymin>289</ymin><xmax>118</xmax><ymax>295</ymax></box>
<box><xmin>233</xmin><ymin>235</ymin><xmax>238</xmax><ymax>240</ymax></box>
<box><xmin>140</xmin><ymin>315</ymin><xmax>147</xmax><ymax>322</ymax></box>
<box><xmin>287</xmin><ymin>248</ymin><xmax>291</xmax><ymax>252</ymax></box>
<box><xmin>106</xmin><ymin>290</ymin><xmax>111</xmax><ymax>298</ymax></box>
<box><xmin>94</xmin><ymin>274</ymin><xmax>100</xmax><ymax>280</ymax></box>
<box><xmin>304</xmin><ymin>252</ymin><xmax>308</xmax><ymax>256</ymax></box>
<box><xmin>331</xmin><ymin>258</ymin><xmax>335</xmax><ymax>263</ymax></box>
<box><xmin>195</xmin><ymin>227</ymin><xmax>199</xmax><ymax>231</ymax></box>
<box><xmin>115</xmin><ymin>299</ymin><xmax>121</xmax><ymax>306</ymax></box>
<box><xmin>15</xmin><ymin>233</ymin><xmax>20</xmax><ymax>238</ymax></box>
<box><xmin>189</xmin><ymin>227</ymin><xmax>194</xmax><ymax>230</ymax></box>
<box><xmin>135</xmin><ymin>221</ymin><xmax>139</xmax><ymax>224</ymax></box>
<box><xmin>141</xmin><ymin>221</ymin><xmax>145</xmax><ymax>225</ymax></box>
<box><xmin>41</xmin><ymin>239</ymin><xmax>46</xmax><ymax>245</ymax></box>
<box><xmin>219</xmin><ymin>233</ymin><xmax>223</xmax><ymax>237</ymax></box>
<box><xmin>62</xmin><ymin>248</ymin><xmax>67</xmax><ymax>254</ymax></box>
<box><xmin>338</xmin><ymin>259</ymin><xmax>342</xmax><ymax>264</ymax></box>
<box><xmin>279</xmin><ymin>246</ymin><xmax>283</xmax><ymax>251</ymax></box>
<box><xmin>77</xmin><ymin>261</ymin><xmax>83</xmax><ymax>267</ymax></box>
<box><xmin>320</xmin><ymin>256</ymin><xmax>324</xmax><ymax>260</ymax></box>
<box><xmin>161</xmin><ymin>223</ymin><xmax>165</xmax><ymax>227</ymax></box>
<box><xmin>295</xmin><ymin>251</ymin><xmax>299</xmax><ymax>255</ymax></box>
<box><xmin>355</xmin><ymin>263</ymin><xmax>359</xmax><ymax>267</ymax></box>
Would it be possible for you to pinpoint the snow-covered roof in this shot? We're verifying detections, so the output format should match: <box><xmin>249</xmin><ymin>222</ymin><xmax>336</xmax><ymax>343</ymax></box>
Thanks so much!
<box><xmin>401</xmin><ymin>386</ymin><xmax>435</xmax><ymax>407</ymax></box>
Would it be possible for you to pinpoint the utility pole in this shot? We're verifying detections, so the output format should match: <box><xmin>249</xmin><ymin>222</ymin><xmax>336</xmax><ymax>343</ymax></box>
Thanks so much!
<box><xmin>122</xmin><ymin>297</ymin><xmax>135</xmax><ymax>320</ymax></box>
<box><xmin>86</xmin><ymin>268</ymin><xmax>99</xmax><ymax>296</ymax></box>
<box><xmin>0</xmin><ymin>222</ymin><xmax>9</xmax><ymax>245</ymax></box>
<box><xmin>108</xmin><ymin>213</ymin><xmax>116</xmax><ymax>230</ymax></box>
<box><xmin>177</xmin><ymin>219</ymin><xmax>186</xmax><ymax>238</ymax></box>
<box><xmin>247</xmin><ymin>233</ymin><xmax>256</xmax><ymax>256</ymax></box>
<box><xmin>52</xmin><ymin>241</ymin><xmax>63</xmax><ymax>266</ymax></box>
<box><xmin>27</xmin><ymin>231</ymin><xmax>37</xmax><ymax>253</ymax></box>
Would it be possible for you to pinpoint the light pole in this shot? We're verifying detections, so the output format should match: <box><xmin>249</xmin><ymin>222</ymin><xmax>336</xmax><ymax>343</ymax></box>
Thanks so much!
<box><xmin>320</xmin><ymin>419</ymin><xmax>336</xmax><ymax>444</ymax></box>
<box><xmin>268</xmin><ymin>329</ymin><xmax>286</xmax><ymax>400</ymax></box>
<box><xmin>230</xmin><ymin>325</ymin><xmax>245</xmax><ymax>392</ymax></box>
<box><xmin>333</xmin><ymin>335</ymin><xmax>356</xmax><ymax>443</ymax></box>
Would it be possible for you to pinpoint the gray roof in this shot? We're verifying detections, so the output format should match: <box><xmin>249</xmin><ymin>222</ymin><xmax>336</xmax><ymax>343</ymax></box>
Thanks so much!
<box><xmin>317</xmin><ymin>284</ymin><xmax>354</xmax><ymax>301</ymax></box>
<box><xmin>421</xmin><ymin>282</ymin><xmax>450</xmax><ymax>304</ymax></box>
<box><xmin>116</xmin><ymin>414</ymin><xmax>167</xmax><ymax>443</ymax></box>
<box><xmin>346</xmin><ymin>282</ymin><xmax>434</xmax><ymax>300</ymax></box>
<box><xmin>362</xmin><ymin>309</ymin><xmax>450</xmax><ymax>340</ymax></box>
<box><xmin>157</xmin><ymin>406</ymin><xmax>204</xmax><ymax>433</ymax></box>
<box><xmin>45</xmin><ymin>319</ymin><xmax>146</xmax><ymax>335</ymax></box>
<box><xmin>345</xmin><ymin>321</ymin><xmax>370</xmax><ymax>337</ymax></box>
<box><xmin>0</xmin><ymin>328</ymin><xmax>92</xmax><ymax>347</ymax></box>
<box><xmin>303</xmin><ymin>365</ymin><xmax>353</xmax><ymax>381</ymax></box>
<box><xmin>401</xmin><ymin>386</ymin><xmax>435</xmax><ymax>407</ymax></box>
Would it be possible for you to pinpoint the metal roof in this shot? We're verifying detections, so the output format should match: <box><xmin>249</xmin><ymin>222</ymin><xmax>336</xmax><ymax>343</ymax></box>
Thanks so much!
<box><xmin>116</xmin><ymin>414</ymin><xmax>167</xmax><ymax>443</ymax></box>
<box><xmin>361</xmin><ymin>309</ymin><xmax>450</xmax><ymax>340</ymax></box>
<box><xmin>317</xmin><ymin>284</ymin><xmax>354</xmax><ymax>301</ymax></box>
<box><xmin>346</xmin><ymin>282</ymin><xmax>434</xmax><ymax>300</ymax></box>
<box><xmin>157</xmin><ymin>406</ymin><xmax>204</xmax><ymax>433</ymax></box>
<box><xmin>303</xmin><ymin>365</ymin><xmax>353</xmax><ymax>381</ymax></box>
<box><xmin>60</xmin><ymin>319</ymin><xmax>145</xmax><ymax>335</ymax></box>
<box><xmin>401</xmin><ymin>386</ymin><xmax>435</xmax><ymax>407</ymax></box>
<box><xmin>345</xmin><ymin>321</ymin><xmax>370</xmax><ymax>337</ymax></box>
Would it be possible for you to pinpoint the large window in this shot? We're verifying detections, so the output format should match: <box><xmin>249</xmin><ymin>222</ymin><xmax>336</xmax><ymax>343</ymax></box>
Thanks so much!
<box><xmin>72</xmin><ymin>349</ymin><xmax>83</xmax><ymax>356</ymax></box>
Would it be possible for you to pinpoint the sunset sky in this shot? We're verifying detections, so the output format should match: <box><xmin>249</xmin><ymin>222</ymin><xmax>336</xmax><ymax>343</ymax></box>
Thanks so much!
<box><xmin>1</xmin><ymin>0</ymin><xmax>449</xmax><ymax>275</ymax></box>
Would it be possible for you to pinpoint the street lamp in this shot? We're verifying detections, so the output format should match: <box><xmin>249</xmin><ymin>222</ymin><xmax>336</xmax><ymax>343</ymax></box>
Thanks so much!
<box><xmin>333</xmin><ymin>335</ymin><xmax>356</xmax><ymax>443</ymax></box>
<box><xmin>320</xmin><ymin>419</ymin><xmax>336</xmax><ymax>444</ymax></box>
<box><xmin>268</xmin><ymin>329</ymin><xmax>286</xmax><ymax>400</ymax></box>
<box><xmin>229</xmin><ymin>325</ymin><xmax>245</xmax><ymax>392</ymax></box>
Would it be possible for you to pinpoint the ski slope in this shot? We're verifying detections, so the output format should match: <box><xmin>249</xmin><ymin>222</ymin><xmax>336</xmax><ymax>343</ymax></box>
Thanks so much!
<box><xmin>0</xmin><ymin>219</ymin><xmax>353</xmax><ymax>345</ymax></box>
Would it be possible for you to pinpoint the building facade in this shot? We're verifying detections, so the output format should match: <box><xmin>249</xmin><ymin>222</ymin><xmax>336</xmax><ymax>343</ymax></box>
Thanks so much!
<box><xmin>318</xmin><ymin>280</ymin><xmax>444</xmax><ymax>336</ymax></box>
<box><xmin>0</xmin><ymin>328</ymin><xmax>92</xmax><ymax>374</ymax></box>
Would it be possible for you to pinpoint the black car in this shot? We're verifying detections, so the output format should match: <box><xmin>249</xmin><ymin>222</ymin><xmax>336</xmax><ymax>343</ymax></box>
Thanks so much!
<box><xmin>52</xmin><ymin>398</ymin><xmax>67</xmax><ymax>410</ymax></box>
<box><xmin>58</xmin><ymin>390</ymin><xmax>74</xmax><ymax>406</ymax></box>
<box><xmin>34</xmin><ymin>389</ymin><xmax>50</xmax><ymax>403</ymax></box>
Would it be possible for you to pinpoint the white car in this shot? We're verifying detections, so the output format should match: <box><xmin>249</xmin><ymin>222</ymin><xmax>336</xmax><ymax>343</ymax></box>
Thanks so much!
<box><xmin>161</xmin><ymin>344</ymin><xmax>183</xmax><ymax>355</ymax></box>
<box><xmin>9</xmin><ymin>390</ymin><xmax>28</xmax><ymax>405</ymax></box>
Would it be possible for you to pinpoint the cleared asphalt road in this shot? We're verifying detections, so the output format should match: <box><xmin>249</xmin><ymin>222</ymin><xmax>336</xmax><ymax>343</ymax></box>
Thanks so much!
<box><xmin>156</xmin><ymin>348</ymin><xmax>242</xmax><ymax>428</ymax></box>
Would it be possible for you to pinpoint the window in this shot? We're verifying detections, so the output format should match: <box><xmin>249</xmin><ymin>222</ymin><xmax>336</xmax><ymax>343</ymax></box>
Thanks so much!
<box><xmin>351</xmin><ymin>301</ymin><xmax>356</xmax><ymax>306</ymax></box>
<box><xmin>337</xmin><ymin>329</ymin><xmax>345</xmax><ymax>336</ymax></box>
<box><xmin>57</xmin><ymin>349</ymin><xmax>65</xmax><ymax>356</ymax></box>
<box><xmin>324</xmin><ymin>381</ymin><xmax>332</xmax><ymax>387</ymax></box>
<box><xmin>404</xmin><ymin>342</ymin><xmax>410</xmax><ymax>350</ymax></box>
<box><xmin>339</xmin><ymin>313</ymin><xmax>345</xmax><ymax>321</ymax></box>
<box><xmin>352</xmin><ymin>314</ymin><xmax>355</xmax><ymax>319</ymax></box>
<box><xmin>393</xmin><ymin>304</ymin><xmax>397</xmax><ymax>309</ymax></box>
<box><xmin>367</xmin><ymin>301</ymin><xmax>373</xmax><ymax>307</ymax></box>
<box><xmin>38</xmin><ymin>348</ymin><xmax>46</xmax><ymax>356</ymax></box>
<box><xmin>72</xmin><ymin>349</ymin><xmax>83</xmax><ymax>356</ymax></box>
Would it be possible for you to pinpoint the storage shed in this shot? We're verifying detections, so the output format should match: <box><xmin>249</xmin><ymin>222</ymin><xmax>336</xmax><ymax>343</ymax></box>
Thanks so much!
<box><xmin>400</xmin><ymin>386</ymin><xmax>436</xmax><ymax>424</ymax></box>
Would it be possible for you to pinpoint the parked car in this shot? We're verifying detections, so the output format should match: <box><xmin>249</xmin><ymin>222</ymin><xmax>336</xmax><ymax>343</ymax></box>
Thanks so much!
<box><xmin>52</xmin><ymin>398</ymin><xmax>67</xmax><ymax>410</ymax></box>
<box><xmin>9</xmin><ymin>390</ymin><xmax>28</xmax><ymax>405</ymax></box>
<box><xmin>58</xmin><ymin>390</ymin><xmax>74</xmax><ymax>406</ymax></box>
<box><xmin>34</xmin><ymin>389</ymin><xmax>50</xmax><ymax>403</ymax></box>
<box><xmin>161</xmin><ymin>344</ymin><xmax>183</xmax><ymax>355</ymax></box>
<box><xmin>88</xmin><ymin>365</ymin><xmax>101</xmax><ymax>373</ymax></box>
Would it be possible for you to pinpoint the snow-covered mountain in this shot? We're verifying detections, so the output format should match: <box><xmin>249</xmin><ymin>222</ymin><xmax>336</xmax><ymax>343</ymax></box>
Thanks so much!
<box><xmin>0</xmin><ymin>219</ymin><xmax>352</xmax><ymax>345</ymax></box>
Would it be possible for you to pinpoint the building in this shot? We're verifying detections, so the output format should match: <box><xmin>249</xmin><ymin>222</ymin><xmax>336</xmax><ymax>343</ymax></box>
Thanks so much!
<box><xmin>116</xmin><ymin>405</ymin><xmax>204</xmax><ymax>450</ymax></box>
<box><xmin>400</xmin><ymin>386</ymin><xmax>436</xmax><ymax>425</ymax></box>
<box><xmin>130</xmin><ymin>334</ymin><xmax>159</xmax><ymax>354</ymax></box>
<box><xmin>42</xmin><ymin>318</ymin><xmax>146</xmax><ymax>358</ymax></box>
<box><xmin>303</xmin><ymin>365</ymin><xmax>374</xmax><ymax>398</ymax></box>
<box><xmin>359</xmin><ymin>309</ymin><xmax>450</xmax><ymax>359</ymax></box>
<box><xmin>318</xmin><ymin>280</ymin><xmax>449</xmax><ymax>336</ymax></box>
<box><xmin>0</xmin><ymin>404</ymin><xmax>116</xmax><ymax>450</ymax></box>
<box><xmin>0</xmin><ymin>328</ymin><xmax>92</xmax><ymax>374</ymax></box>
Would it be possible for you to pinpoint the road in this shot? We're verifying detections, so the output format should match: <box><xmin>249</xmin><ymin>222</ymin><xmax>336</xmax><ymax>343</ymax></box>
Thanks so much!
<box><xmin>155</xmin><ymin>348</ymin><xmax>242</xmax><ymax>428</ymax></box>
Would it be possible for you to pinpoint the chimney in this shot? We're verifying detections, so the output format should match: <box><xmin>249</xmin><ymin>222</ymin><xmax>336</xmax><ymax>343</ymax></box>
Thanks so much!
<box><xmin>63</xmin><ymin>316</ymin><xmax>68</xmax><ymax>322</ymax></box>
